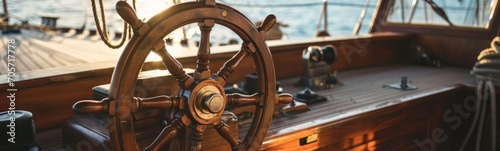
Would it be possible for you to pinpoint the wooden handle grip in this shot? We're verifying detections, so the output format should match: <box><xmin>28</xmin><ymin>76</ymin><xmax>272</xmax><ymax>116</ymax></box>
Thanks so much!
<box><xmin>259</xmin><ymin>15</ymin><xmax>277</xmax><ymax>33</ymax></box>
<box><xmin>116</xmin><ymin>1</ymin><xmax>142</xmax><ymax>29</ymax></box>
<box><xmin>227</xmin><ymin>93</ymin><xmax>259</xmax><ymax>106</ymax></box>
<box><xmin>277</xmin><ymin>93</ymin><xmax>294</xmax><ymax>104</ymax></box>
<box><xmin>136</xmin><ymin>96</ymin><xmax>180</xmax><ymax>110</ymax></box>
<box><xmin>73</xmin><ymin>100</ymin><xmax>108</xmax><ymax>115</ymax></box>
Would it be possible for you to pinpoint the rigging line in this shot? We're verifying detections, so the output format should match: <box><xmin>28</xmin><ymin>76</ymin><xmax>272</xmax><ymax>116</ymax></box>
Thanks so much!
<box><xmin>481</xmin><ymin>0</ymin><xmax>488</xmax><ymax>26</ymax></box>
<box><xmin>458</xmin><ymin>81</ymin><xmax>483</xmax><ymax>151</ymax></box>
<box><xmin>408</xmin><ymin>0</ymin><xmax>419</xmax><ymax>23</ymax></box>
<box><xmin>316</xmin><ymin>5</ymin><xmax>324</xmax><ymax>31</ymax></box>
<box><xmin>400</xmin><ymin>0</ymin><xmax>405</xmax><ymax>23</ymax></box>
<box><xmin>219</xmin><ymin>0</ymin><xmax>482</xmax><ymax>10</ymax></box>
<box><xmin>464</xmin><ymin>0</ymin><xmax>475</xmax><ymax>25</ymax></box>
<box><xmin>218</xmin><ymin>0</ymin><xmax>378</xmax><ymax>8</ymax></box>
<box><xmin>466</xmin><ymin>37</ymin><xmax>500</xmax><ymax>151</ymax></box>
<box><xmin>424</xmin><ymin>0</ymin><xmax>454</xmax><ymax>26</ymax></box>
<box><xmin>423</xmin><ymin>0</ymin><xmax>428</xmax><ymax>24</ymax></box>
<box><xmin>317</xmin><ymin>0</ymin><xmax>330</xmax><ymax>37</ymax></box>
<box><xmin>475</xmin><ymin>0</ymin><xmax>480</xmax><ymax>26</ymax></box>
<box><xmin>353</xmin><ymin>0</ymin><xmax>372</xmax><ymax>35</ymax></box>
<box><xmin>91</xmin><ymin>0</ymin><xmax>130</xmax><ymax>49</ymax></box>
<box><xmin>488</xmin><ymin>81</ymin><xmax>496</xmax><ymax>151</ymax></box>
<box><xmin>317</xmin><ymin>0</ymin><xmax>328</xmax><ymax>32</ymax></box>
<box><xmin>475</xmin><ymin>85</ymin><xmax>489</xmax><ymax>151</ymax></box>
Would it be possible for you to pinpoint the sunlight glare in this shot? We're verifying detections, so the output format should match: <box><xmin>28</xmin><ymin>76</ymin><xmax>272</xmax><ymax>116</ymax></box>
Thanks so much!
<box><xmin>135</xmin><ymin>0</ymin><xmax>173</xmax><ymax>21</ymax></box>
<box><xmin>147</xmin><ymin>51</ymin><xmax>162</xmax><ymax>62</ymax></box>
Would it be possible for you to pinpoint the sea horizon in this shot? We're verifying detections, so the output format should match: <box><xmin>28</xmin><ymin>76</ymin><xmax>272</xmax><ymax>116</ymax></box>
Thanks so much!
<box><xmin>2</xmin><ymin>0</ymin><xmax>379</xmax><ymax>40</ymax></box>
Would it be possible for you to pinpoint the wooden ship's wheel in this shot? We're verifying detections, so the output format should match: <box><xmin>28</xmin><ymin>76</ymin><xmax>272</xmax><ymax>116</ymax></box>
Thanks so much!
<box><xmin>73</xmin><ymin>0</ymin><xmax>293</xmax><ymax>150</ymax></box>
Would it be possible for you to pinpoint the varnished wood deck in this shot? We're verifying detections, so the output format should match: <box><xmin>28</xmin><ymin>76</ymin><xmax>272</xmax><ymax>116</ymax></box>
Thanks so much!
<box><xmin>33</xmin><ymin>64</ymin><xmax>474</xmax><ymax>150</ymax></box>
<box><xmin>269</xmin><ymin>65</ymin><xmax>472</xmax><ymax>129</ymax></box>
<box><xmin>0</xmin><ymin>29</ymin><xmax>122</xmax><ymax>74</ymax></box>
<box><xmin>254</xmin><ymin>64</ymin><xmax>474</xmax><ymax>149</ymax></box>
<box><xmin>0</xmin><ymin>29</ymin><xmax>202</xmax><ymax>77</ymax></box>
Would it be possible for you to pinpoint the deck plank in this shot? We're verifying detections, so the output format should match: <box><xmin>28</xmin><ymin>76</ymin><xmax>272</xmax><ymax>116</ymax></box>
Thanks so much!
<box><xmin>35</xmin><ymin>128</ymin><xmax>64</xmax><ymax>151</ymax></box>
<box><xmin>0</xmin><ymin>59</ymin><xmax>7</xmax><ymax>75</ymax></box>
<box><xmin>0</xmin><ymin>30</ymin><xmax>123</xmax><ymax>74</ymax></box>
<box><xmin>11</xmin><ymin>36</ymin><xmax>66</xmax><ymax>68</ymax></box>
<box><xmin>239</xmin><ymin>65</ymin><xmax>474</xmax><ymax>138</ymax></box>
<box><xmin>1</xmin><ymin>35</ymin><xmax>13</xmax><ymax>75</ymax></box>
<box><xmin>21</xmin><ymin>30</ymin><xmax>120</xmax><ymax>63</ymax></box>
<box><xmin>5</xmin><ymin>34</ymin><xmax>65</xmax><ymax>73</ymax></box>
<box><xmin>15</xmin><ymin>44</ymin><xmax>44</xmax><ymax>70</ymax></box>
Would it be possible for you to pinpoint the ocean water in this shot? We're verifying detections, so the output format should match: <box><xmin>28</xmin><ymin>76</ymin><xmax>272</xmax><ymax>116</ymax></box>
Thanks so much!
<box><xmin>2</xmin><ymin>0</ymin><xmax>487</xmax><ymax>40</ymax></box>
<box><xmin>2</xmin><ymin>0</ymin><xmax>379</xmax><ymax>40</ymax></box>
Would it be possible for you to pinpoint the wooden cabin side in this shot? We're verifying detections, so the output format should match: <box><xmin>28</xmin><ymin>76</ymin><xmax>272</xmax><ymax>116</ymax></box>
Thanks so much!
<box><xmin>371</xmin><ymin>0</ymin><xmax>500</xmax><ymax>68</ymax></box>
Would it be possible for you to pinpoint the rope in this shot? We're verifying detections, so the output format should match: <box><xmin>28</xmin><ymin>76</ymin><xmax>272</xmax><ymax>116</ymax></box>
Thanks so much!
<box><xmin>219</xmin><ymin>0</ymin><xmax>478</xmax><ymax>11</ymax></box>
<box><xmin>218</xmin><ymin>0</ymin><xmax>377</xmax><ymax>8</ymax></box>
<box><xmin>459</xmin><ymin>81</ymin><xmax>483</xmax><ymax>151</ymax></box>
<box><xmin>487</xmin><ymin>80</ymin><xmax>496</xmax><ymax>151</ymax></box>
<box><xmin>91</xmin><ymin>0</ymin><xmax>135</xmax><ymax>49</ymax></box>
<box><xmin>316</xmin><ymin>0</ymin><xmax>328</xmax><ymax>35</ymax></box>
<box><xmin>475</xmin><ymin>82</ymin><xmax>489</xmax><ymax>151</ymax></box>
<box><xmin>462</xmin><ymin>36</ymin><xmax>500</xmax><ymax>151</ymax></box>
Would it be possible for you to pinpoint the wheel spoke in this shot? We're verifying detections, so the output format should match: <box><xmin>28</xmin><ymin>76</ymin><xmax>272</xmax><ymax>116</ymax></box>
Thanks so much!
<box><xmin>131</xmin><ymin>95</ymin><xmax>182</xmax><ymax>112</ymax></box>
<box><xmin>72</xmin><ymin>98</ymin><xmax>112</xmax><ymax>115</ymax></box>
<box><xmin>145</xmin><ymin>119</ymin><xmax>185</xmax><ymax>151</ymax></box>
<box><xmin>275</xmin><ymin>93</ymin><xmax>294</xmax><ymax>105</ymax></box>
<box><xmin>190</xmin><ymin>124</ymin><xmax>207</xmax><ymax>151</ymax></box>
<box><xmin>215</xmin><ymin>43</ymin><xmax>250</xmax><ymax>86</ymax></box>
<box><xmin>153</xmin><ymin>43</ymin><xmax>194</xmax><ymax>89</ymax></box>
<box><xmin>227</xmin><ymin>93</ymin><xmax>296</xmax><ymax>114</ymax></box>
<box><xmin>214</xmin><ymin>121</ymin><xmax>239</xmax><ymax>150</ymax></box>
<box><xmin>227</xmin><ymin>93</ymin><xmax>295</xmax><ymax>106</ymax></box>
<box><xmin>194</xmin><ymin>19</ymin><xmax>215</xmax><ymax>80</ymax></box>
<box><xmin>227</xmin><ymin>93</ymin><xmax>260</xmax><ymax>106</ymax></box>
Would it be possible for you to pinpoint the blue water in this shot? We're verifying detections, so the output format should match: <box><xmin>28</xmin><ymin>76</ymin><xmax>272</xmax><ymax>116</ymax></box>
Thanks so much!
<box><xmin>4</xmin><ymin>0</ymin><xmax>486</xmax><ymax>40</ymax></box>
<box><xmin>2</xmin><ymin>0</ymin><xmax>379</xmax><ymax>39</ymax></box>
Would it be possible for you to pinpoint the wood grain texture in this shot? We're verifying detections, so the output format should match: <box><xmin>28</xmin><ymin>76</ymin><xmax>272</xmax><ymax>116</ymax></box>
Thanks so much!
<box><xmin>415</xmin><ymin>35</ymin><xmax>491</xmax><ymax>67</ymax></box>
<box><xmin>0</xmin><ymin>30</ymin><xmax>122</xmax><ymax>74</ymax></box>
<box><xmin>39</xmin><ymin>65</ymin><xmax>495</xmax><ymax>151</ymax></box>
<box><xmin>371</xmin><ymin>0</ymin><xmax>500</xmax><ymax>39</ymax></box>
<box><xmin>0</xmin><ymin>33</ymin><xmax>410</xmax><ymax>131</ymax></box>
<box><xmin>253</xmin><ymin>65</ymin><xmax>475</xmax><ymax>150</ymax></box>
<box><xmin>370</xmin><ymin>0</ymin><xmax>500</xmax><ymax>68</ymax></box>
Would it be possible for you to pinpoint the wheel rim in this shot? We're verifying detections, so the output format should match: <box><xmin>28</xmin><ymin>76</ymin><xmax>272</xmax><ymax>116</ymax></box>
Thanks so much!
<box><xmin>108</xmin><ymin>1</ymin><xmax>276</xmax><ymax>150</ymax></box>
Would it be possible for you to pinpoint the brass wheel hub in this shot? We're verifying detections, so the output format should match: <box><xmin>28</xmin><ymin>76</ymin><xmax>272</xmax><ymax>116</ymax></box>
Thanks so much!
<box><xmin>200</xmin><ymin>91</ymin><xmax>224</xmax><ymax>113</ymax></box>
<box><xmin>189</xmin><ymin>80</ymin><xmax>226</xmax><ymax>124</ymax></box>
